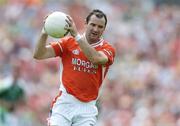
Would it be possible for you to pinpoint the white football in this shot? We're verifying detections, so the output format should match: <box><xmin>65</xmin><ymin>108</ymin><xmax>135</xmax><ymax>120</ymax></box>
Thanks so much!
<box><xmin>44</xmin><ymin>11</ymin><xmax>69</xmax><ymax>38</ymax></box>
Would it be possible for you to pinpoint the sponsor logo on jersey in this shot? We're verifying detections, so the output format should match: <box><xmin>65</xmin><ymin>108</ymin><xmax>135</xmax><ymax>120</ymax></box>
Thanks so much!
<box><xmin>72</xmin><ymin>58</ymin><xmax>98</xmax><ymax>74</ymax></box>
<box><xmin>72</xmin><ymin>49</ymin><xmax>80</xmax><ymax>55</ymax></box>
<box><xmin>72</xmin><ymin>58</ymin><xmax>98</xmax><ymax>69</ymax></box>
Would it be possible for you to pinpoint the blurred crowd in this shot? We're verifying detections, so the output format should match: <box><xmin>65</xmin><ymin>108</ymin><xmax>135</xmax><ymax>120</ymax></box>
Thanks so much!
<box><xmin>0</xmin><ymin>0</ymin><xmax>179</xmax><ymax>126</ymax></box>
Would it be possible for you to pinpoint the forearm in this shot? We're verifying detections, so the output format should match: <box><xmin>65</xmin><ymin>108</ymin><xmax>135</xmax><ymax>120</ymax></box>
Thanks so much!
<box><xmin>79</xmin><ymin>40</ymin><xmax>98</xmax><ymax>60</ymax></box>
<box><xmin>77</xmin><ymin>36</ymin><xmax>107</xmax><ymax>64</ymax></box>
<box><xmin>33</xmin><ymin>32</ymin><xmax>48</xmax><ymax>59</ymax></box>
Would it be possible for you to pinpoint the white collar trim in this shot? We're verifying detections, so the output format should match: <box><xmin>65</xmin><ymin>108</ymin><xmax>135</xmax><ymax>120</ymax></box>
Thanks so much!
<box><xmin>83</xmin><ymin>33</ymin><xmax>104</xmax><ymax>47</ymax></box>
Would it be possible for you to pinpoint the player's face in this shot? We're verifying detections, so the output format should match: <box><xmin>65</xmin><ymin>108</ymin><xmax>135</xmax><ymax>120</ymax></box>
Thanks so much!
<box><xmin>85</xmin><ymin>15</ymin><xmax>106</xmax><ymax>43</ymax></box>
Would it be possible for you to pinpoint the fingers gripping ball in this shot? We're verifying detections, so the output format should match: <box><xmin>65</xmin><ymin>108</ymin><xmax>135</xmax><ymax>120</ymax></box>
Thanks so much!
<box><xmin>44</xmin><ymin>11</ymin><xmax>69</xmax><ymax>38</ymax></box>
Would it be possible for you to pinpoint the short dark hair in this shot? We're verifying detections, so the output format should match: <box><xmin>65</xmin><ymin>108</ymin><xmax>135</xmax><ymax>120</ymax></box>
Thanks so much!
<box><xmin>86</xmin><ymin>9</ymin><xmax>107</xmax><ymax>27</ymax></box>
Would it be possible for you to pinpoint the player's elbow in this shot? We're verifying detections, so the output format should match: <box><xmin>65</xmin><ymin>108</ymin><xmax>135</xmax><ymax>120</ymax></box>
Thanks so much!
<box><xmin>91</xmin><ymin>60</ymin><xmax>101</xmax><ymax>65</ymax></box>
<box><xmin>90</xmin><ymin>51</ymin><xmax>108</xmax><ymax>65</ymax></box>
<box><xmin>33</xmin><ymin>52</ymin><xmax>43</xmax><ymax>60</ymax></box>
<box><xmin>91</xmin><ymin>57</ymin><xmax>108</xmax><ymax>65</ymax></box>
<box><xmin>33</xmin><ymin>48</ymin><xmax>47</xmax><ymax>60</ymax></box>
<box><xmin>33</xmin><ymin>54</ymin><xmax>40</xmax><ymax>60</ymax></box>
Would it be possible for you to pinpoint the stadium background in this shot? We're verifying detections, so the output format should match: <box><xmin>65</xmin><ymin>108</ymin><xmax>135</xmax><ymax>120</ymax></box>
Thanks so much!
<box><xmin>0</xmin><ymin>0</ymin><xmax>179</xmax><ymax>125</ymax></box>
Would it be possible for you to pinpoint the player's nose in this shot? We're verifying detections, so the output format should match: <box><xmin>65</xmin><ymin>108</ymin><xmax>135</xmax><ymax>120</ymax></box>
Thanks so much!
<box><xmin>92</xmin><ymin>26</ymin><xmax>99</xmax><ymax>32</ymax></box>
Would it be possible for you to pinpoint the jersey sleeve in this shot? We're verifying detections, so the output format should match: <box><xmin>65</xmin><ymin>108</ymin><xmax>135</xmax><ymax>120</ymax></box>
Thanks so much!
<box><xmin>101</xmin><ymin>44</ymin><xmax>115</xmax><ymax>66</ymax></box>
<box><xmin>50</xmin><ymin>37</ymin><xmax>69</xmax><ymax>57</ymax></box>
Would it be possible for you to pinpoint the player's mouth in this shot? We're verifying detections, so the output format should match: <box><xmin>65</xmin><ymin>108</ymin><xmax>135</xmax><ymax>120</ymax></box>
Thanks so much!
<box><xmin>90</xmin><ymin>32</ymin><xmax>98</xmax><ymax>38</ymax></box>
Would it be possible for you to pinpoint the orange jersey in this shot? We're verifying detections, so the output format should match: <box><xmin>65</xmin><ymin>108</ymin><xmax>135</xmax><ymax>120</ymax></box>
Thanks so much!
<box><xmin>51</xmin><ymin>36</ymin><xmax>115</xmax><ymax>102</ymax></box>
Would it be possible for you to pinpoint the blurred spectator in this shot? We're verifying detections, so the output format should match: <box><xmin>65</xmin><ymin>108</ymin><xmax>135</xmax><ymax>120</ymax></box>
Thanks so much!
<box><xmin>0</xmin><ymin>61</ymin><xmax>25</xmax><ymax>125</ymax></box>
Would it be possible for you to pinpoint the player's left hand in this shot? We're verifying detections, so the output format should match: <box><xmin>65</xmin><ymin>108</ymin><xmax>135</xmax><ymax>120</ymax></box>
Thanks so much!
<box><xmin>65</xmin><ymin>15</ymin><xmax>79</xmax><ymax>37</ymax></box>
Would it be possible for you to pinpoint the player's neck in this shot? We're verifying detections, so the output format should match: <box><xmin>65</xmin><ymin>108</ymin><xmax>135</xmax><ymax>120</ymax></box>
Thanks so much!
<box><xmin>84</xmin><ymin>33</ymin><xmax>101</xmax><ymax>45</ymax></box>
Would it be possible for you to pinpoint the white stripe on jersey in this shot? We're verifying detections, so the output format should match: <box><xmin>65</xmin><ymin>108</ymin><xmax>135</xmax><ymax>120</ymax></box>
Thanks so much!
<box><xmin>59</xmin><ymin>58</ymin><xmax>65</xmax><ymax>91</ymax></box>
<box><xmin>57</xmin><ymin>42</ymin><xmax>63</xmax><ymax>53</ymax></box>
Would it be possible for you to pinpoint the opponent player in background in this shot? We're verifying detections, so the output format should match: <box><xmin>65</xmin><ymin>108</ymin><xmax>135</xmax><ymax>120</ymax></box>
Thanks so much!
<box><xmin>33</xmin><ymin>9</ymin><xmax>115</xmax><ymax>126</ymax></box>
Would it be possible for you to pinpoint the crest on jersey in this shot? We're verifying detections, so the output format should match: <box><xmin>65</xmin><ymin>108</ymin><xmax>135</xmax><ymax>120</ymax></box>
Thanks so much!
<box><xmin>72</xmin><ymin>49</ymin><xmax>80</xmax><ymax>55</ymax></box>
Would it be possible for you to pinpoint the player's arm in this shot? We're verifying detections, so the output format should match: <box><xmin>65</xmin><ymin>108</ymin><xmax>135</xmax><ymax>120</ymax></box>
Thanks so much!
<box><xmin>33</xmin><ymin>29</ymin><xmax>56</xmax><ymax>60</ymax></box>
<box><xmin>77</xmin><ymin>35</ymin><xmax>108</xmax><ymax>65</ymax></box>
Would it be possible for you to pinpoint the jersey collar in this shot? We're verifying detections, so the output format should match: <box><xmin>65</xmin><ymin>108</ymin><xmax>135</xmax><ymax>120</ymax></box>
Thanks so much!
<box><xmin>83</xmin><ymin>33</ymin><xmax>104</xmax><ymax>47</ymax></box>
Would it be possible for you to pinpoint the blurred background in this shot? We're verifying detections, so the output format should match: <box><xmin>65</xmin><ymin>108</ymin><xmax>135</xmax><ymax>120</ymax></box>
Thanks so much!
<box><xmin>0</xmin><ymin>0</ymin><xmax>179</xmax><ymax>126</ymax></box>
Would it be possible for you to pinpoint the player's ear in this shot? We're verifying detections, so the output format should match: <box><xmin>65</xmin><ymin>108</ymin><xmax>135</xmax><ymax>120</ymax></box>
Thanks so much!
<box><xmin>84</xmin><ymin>20</ymin><xmax>88</xmax><ymax>29</ymax></box>
<box><xmin>84</xmin><ymin>19</ymin><xmax>88</xmax><ymax>25</ymax></box>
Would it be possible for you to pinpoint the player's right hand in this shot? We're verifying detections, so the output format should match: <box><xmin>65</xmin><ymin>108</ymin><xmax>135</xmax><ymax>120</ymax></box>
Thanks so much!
<box><xmin>65</xmin><ymin>15</ymin><xmax>78</xmax><ymax>37</ymax></box>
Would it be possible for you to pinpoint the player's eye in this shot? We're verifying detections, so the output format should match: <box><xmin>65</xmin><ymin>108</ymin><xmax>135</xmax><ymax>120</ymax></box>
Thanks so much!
<box><xmin>90</xmin><ymin>23</ymin><xmax>96</xmax><ymax>27</ymax></box>
<box><xmin>98</xmin><ymin>25</ymin><xmax>104</xmax><ymax>29</ymax></box>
